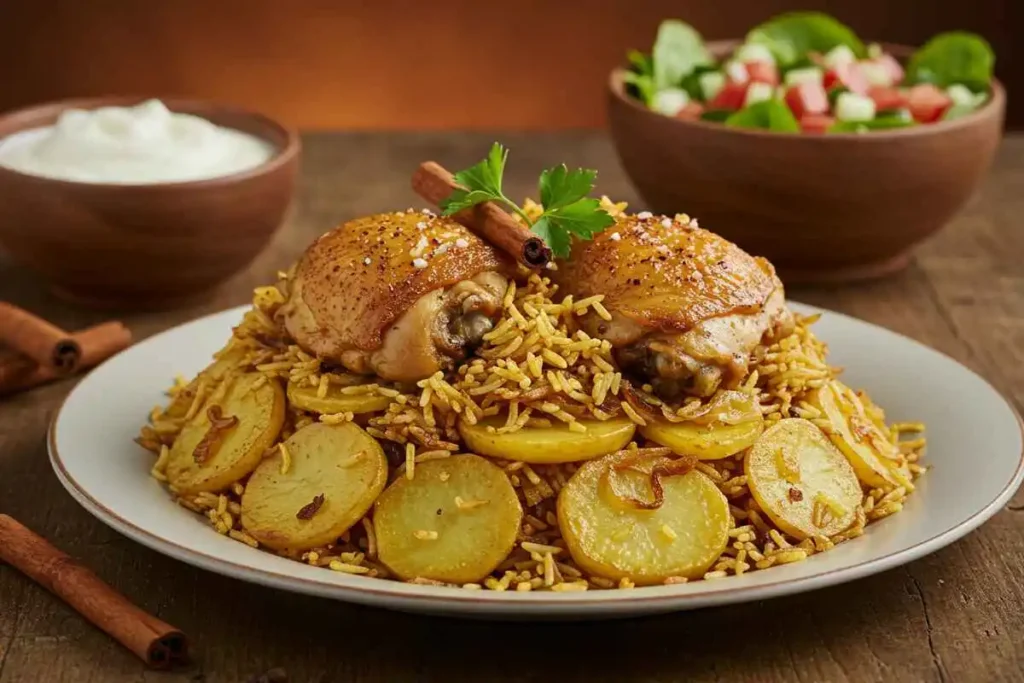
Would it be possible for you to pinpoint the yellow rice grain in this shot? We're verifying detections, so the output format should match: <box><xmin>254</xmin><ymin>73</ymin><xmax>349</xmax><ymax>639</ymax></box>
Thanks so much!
<box><xmin>150</xmin><ymin>445</ymin><xmax>171</xmax><ymax>480</ymax></box>
<box><xmin>522</xmin><ymin>541</ymin><xmax>563</xmax><ymax>555</ymax></box>
<box><xmin>620</xmin><ymin>402</ymin><xmax>647</xmax><ymax>426</ymax></box>
<box><xmin>278</xmin><ymin>443</ymin><xmax>292</xmax><ymax>475</ymax></box>
<box><xmin>329</xmin><ymin>561</ymin><xmax>371</xmax><ymax>575</ymax></box>
<box><xmin>319</xmin><ymin>411</ymin><xmax>355</xmax><ymax>425</ymax></box>
<box><xmin>361</xmin><ymin>518</ymin><xmax>377</xmax><ymax>558</ymax></box>
<box><xmin>405</xmin><ymin>443</ymin><xmax>416</xmax><ymax>480</ymax></box>
<box><xmin>228</xmin><ymin>529</ymin><xmax>260</xmax><ymax>548</ymax></box>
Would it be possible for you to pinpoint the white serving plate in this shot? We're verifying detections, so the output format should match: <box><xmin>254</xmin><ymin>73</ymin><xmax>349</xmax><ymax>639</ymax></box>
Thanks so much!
<box><xmin>49</xmin><ymin>303</ymin><xmax>1024</xmax><ymax>619</ymax></box>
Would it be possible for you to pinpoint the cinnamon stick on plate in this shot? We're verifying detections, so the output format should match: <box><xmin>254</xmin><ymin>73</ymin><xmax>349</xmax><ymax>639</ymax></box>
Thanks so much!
<box><xmin>0</xmin><ymin>302</ymin><xmax>81</xmax><ymax>374</ymax></box>
<box><xmin>0</xmin><ymin>321</ymin><xmax>133</xmax><ymax>396</ymax></box>
<box><xmin>0</xmin><ymin>515</ymin><xmax>189</xmax><ymax>669</ymax></box>
<box><xmin>412</xmin><ymin>161</ymin><xmax>552</xmax><ymax>268</ymax></box>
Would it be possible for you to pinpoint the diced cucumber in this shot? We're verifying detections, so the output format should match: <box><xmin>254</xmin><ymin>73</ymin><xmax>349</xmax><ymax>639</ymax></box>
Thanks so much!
<box><xmin>784</xmin><ymin>66</ymin><xmax>824</xmax><ymax>87</ymax></box>
<box><xmin>699</xmin><ymin>71</ymin><xmax>726</xmax><ymax>101</ymax></box>
<box><xmin>887</xmin><ymin>108</ymin><xmax>913</xmax><ymax>123</ymax></box>
<box><xmin>943</xmin><ymin>103</ymin><xmax>975</xmax><ymax>121</ymax></box>
<box><xmin>827</xmin><ymin>86</ymin><xmax>849</xmax><ymax>107</ymax></box>
<box><xmin>651</xmin><ymin>88</ymin><xmax>691</xmax><ymax>116</ymax></box>
<box><xmin>946</xmin><ymin>84</ymin><xmax>981</xmax><ymax>107</ymax></box>
<box><xmin>823</xmin><ymin>45</ymin><xmax>856</xmax><ymax>69</ymax></box>
<box><xmin>835</xmin><ymin>92</ymin><xmax>876</xmax><ymax>122</ymax></box>
<box><xmin>744</xmin><ymin>82</ymin><xmax>775</xmax><ymax>107</ymax></box>
<box><xmin>725</xmin><ymin>61</ymin><xmax>749</xmax><ymax>85</ymax></box>
<box><xmin>867</xmin><ymin>43</ymin><xmax>883</xmax><ymax>59</ymax></box>
<box><xmin>735</xmin><ymin>43</ymin><xmax>776</xmax><ymax>65</ymax></box>
<box><xmin>860</xmin><ymin>60</ymin><xmax>893</xmax><ymax>87</ymax></box>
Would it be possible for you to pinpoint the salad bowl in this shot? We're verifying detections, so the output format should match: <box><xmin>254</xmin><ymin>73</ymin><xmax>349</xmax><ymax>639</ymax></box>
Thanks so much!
<box><xmin>607</xmin><ymin>33</ymin><xmax>1005</xmax><ymax>283</ymax></box>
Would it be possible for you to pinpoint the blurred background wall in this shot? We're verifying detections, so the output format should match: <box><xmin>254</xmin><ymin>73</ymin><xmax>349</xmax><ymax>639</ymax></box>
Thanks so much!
<box><xmin>0</xmin><ymin>0</ymin><xmax>1015</xmax><ymax>129</ymax></box>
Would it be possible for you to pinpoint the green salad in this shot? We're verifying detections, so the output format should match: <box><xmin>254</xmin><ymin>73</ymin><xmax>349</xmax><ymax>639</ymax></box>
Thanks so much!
<box><xmin>624</xmin><ymin>12</ymin><xmax>996</xmax><ymax>134</ymax></box>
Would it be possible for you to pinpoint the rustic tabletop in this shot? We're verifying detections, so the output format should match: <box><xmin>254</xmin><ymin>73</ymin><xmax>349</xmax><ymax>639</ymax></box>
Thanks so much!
<box><xmin>1</xmin><ymin>132</ymin><xmax>1022</xmax><ymax>683</ymax></box>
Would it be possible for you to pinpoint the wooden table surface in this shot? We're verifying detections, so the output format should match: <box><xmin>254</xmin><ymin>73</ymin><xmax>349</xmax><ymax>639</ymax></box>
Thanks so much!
<box><xmin>1</xmin><ymin>132</ymin><xmax>1022</xmax><ymax>683</ymax></box>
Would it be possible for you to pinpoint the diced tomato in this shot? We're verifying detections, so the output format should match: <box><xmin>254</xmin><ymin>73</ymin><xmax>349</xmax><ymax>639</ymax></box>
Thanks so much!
<box><xmin>875</xmin><ymin>53</ymin><xmax>905</xmax><ymax>85</ymax></box>
<box><xmin>800</xmin><ymin>114</ymin><xmax>835</xmax><ymax>134</ymax></box>
<box><xmin>907</xmin><ymin>84</ymin><xmax>952</xmax><ymax>123</ymax></box>
<box><xmin>784</xmin><ymin>82</ymin><xmax>829</xmax><ymax>118</ymax></box>
<box><xmin>744</xmin><ymin>61</ymin><xmax>779</xmax><ymax>86</ymax></box>
<box><xmin>675</xmin><ymin>101</ymin><xmax>705</xmax><ymax>121</ymax></box>
<box><xmin>709</xmin><ymin>81</ymin><xmax>748</xmax><ymax>110</ymax></box>
<box><xmin>868</xmin><ymin>86</ymin><xmax>909</xmax><ymax>112</ymax></box>
<box><xmin>824</xmin><ymin>62</ymin><xmax>869</xmax><ymax>95</ymax></box>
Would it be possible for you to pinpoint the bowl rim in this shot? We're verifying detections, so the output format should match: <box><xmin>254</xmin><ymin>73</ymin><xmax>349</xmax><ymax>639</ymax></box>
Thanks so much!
<box><xmin>0</xmin><ymin>95</ymin><xmax>301</xmax><ymax>189</ymax></box>
<box><xmin>608</xmin><ymin>40</ymin><xmax>1006</xmax><ymax>141</ymax></box>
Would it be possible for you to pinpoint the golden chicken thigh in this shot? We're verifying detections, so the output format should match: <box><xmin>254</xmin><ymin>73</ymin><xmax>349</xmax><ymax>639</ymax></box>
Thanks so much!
<box><xmin>555</xmin><ymin>213</ymin><xmax>793</xmax><ymax>398</ymax></box>
<box><xmin>280</xmin><ymin>212</ymin><xmax>513</xmax><ymax>383</ymax></box>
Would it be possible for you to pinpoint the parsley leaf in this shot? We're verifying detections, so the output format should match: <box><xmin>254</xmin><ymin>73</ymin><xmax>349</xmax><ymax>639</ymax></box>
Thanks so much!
<box><xmin>439</xmin><ymin>143</ymin><xmax>613</xmax><ymax>260</ymax></box>
<box><xmin>441</xmin><ymin>142</ymin><xmax>510</xmax><ymax>215</ymax></box>
<box><xmin>545</xmin><ymin>198</ymin><xmax>616</xmax><ymax>239</ymax></box>
<box><xmin>539</xmin><ymin>165</ymin><xmax>597</xmax><ymax>211</ymax></box>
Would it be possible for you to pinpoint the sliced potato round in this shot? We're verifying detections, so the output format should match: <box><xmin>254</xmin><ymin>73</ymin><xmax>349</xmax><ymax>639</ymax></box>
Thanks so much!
<box><xmin>241</xmin><ymin>422</ymin><xmax>388</xmax><ymax>551</ymax></box>
<box><xmin>557</xmin><ymin>451</ymin><xmax>730</xmax><ymax>585</ymax></box>
<box><xmin>745</xmin><ymin>418</ymin><xmax>862</xmax><ymax>539</ymax></box>
<box><xmin>165</xmin><ymin>344</ymin><xmax>250</xmax><ymax>419</ymax></box>
<box><xmin>640</xmin><ymin>417</ymin><xmax>763</xmax><ymax>460</ymax></box>
<box><xmin>166</xmin><ymin>373</ymin><xmax>285</xmax><ymax>494</ymax></box>
<box><xmin>458</xmin><ymin>417</ymin><xmax>635</xmax><ymax>464</ymax></box>
<box><xmin>286</xmin><ymin>381</ymin><xmax>392</xmax><ymax>415</ymax></box>
<box><xmin>373</xmin><ymin>454</ymin><xmax>522</xmax><ymax>583</ymax></box>
<box><xmin>809</xmin><ymin>382</ymin><xmax>912</xmax><ymax>491</ymax></box>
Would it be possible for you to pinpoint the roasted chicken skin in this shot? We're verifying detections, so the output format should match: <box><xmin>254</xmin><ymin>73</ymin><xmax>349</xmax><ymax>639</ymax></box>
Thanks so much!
<box><xmin>280</xmin><ymin>212</ymin><xmax>513</xmax><ymax>383</ymax></box>
<box><xmin>554</xmin><ymin>213</ymin><xmax>793</xmax><ymax>398</ymax></box>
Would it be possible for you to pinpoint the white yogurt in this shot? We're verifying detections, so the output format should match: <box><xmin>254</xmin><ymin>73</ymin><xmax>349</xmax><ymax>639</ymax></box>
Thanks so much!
<box><xmin>0</xmin><ymin>99</ymin><xmax>275</xmax><ymax>184</ymax></box>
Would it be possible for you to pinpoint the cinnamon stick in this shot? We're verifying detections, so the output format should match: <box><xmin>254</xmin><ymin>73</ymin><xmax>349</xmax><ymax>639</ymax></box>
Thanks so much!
<box><xmin>0</xmin><ymin>321</ymin><xmax>132</xmax><ymax>396</ymax></box>
<box><xmin>412</xmin><ymin>161</ymin><xmax>552</xmax><ymax>268</ymax></box>
<box><xmin>0</xmin><ymin>514</ymin><xmax>189</xmax><ymax>669</ymax></box>
<box><xmin>0</xmin><ymin>302</ymin><xmax>81</xmax><ymax>374</ymax></box>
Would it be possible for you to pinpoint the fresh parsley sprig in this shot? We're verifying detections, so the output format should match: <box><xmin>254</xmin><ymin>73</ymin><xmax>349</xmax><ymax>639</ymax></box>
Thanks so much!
<box><xmin>439</xmin><ymin>143</ymin><xmax>615</xmax><ymax>259</ymax></box>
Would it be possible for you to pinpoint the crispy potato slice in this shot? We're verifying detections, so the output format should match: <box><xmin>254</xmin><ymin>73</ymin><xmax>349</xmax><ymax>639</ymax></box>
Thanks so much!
<box><xmin>287</xmin><ymin>381</ymin><xmax>392</xmax><ymax>415</ymax></box>
<box><xmin>166</xmin><ymin>373</ymin><xmax>285</xmax><ymax>494</ymax></box>
<box><xmin>557</xmin><ymin>451</ymin><xmax>730</xmax><ymax>584</ymax></box>
<box><xmin>165</xmin><ymin>344</ymin><xmax>250</xmax><ymax>419</ymax></box>
<box><xmin>374</xmin><ymin>454</ymin><xmax>522</xmax><ymax>583</ymax></box>
<box><xmin>241</xmin><ymin>422</ymin><xmax>388</xmax><ymax>551</ymax></box>
<box><xmin>640</xmin><ymin>418</ymin><xmax>763</xmax><ymax>460</ymax></box>
<box><xmin>809</xmin><ymin>381</ymin><xmax>912</xmax><ymax>491</ymax></box>
<box><xmin>458</xmin><ymin>417</ymin><xmax>635</xmax><ymax>464</ymax></box>
<box><xmin>745</xmin><ymin>418</ymin><xmax>861</xmax><ymax>539</ymax></box>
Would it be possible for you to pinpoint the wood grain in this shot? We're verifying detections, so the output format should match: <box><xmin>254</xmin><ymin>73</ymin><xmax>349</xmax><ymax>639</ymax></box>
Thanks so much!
<box><xmin>0</xmin><ymin>0</ymin><xmax>1018</xmax><ymax>130</ymax></box>
<box><xmin>0</xmin><ymin>132</ymin><xmax>1022</xmax><ymax>683</ymax></box>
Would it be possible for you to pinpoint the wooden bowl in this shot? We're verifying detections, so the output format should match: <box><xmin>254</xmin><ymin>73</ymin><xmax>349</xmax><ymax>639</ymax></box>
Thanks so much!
<box><xmin>0</xmin><ymin>96</ymin><xmax>300</xmax><ymax>308</ymax></box>
<box><xmin>607</xmin><ymin>42</ymin><xmax>1006</xmax><ymax>283</ymax></box>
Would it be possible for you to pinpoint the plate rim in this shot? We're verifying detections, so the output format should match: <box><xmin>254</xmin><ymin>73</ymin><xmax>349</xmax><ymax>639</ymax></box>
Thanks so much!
<box><xmin>47</xmin><ymin>303</ymin><xmax>1024</xmax><ymax>613</ymax></box>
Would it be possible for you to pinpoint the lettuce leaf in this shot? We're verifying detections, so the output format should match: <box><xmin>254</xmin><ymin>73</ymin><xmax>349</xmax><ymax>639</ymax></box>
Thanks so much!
<box><xmin>652</xmin><ymin>20</ymin><xmax>713</xmax><ymax>89</ymax></box>
<box><xmin>905</xmin><ymin>32</ymin><xmax>995</xmax><ymax>93</ymax></box>
<box><xmin>747</xmin><ymin>12</ymin><xmax>865</xmax><ymax>66</ymax></box>
<box><xmin>725</xmin><ymin>100</ymin><xmax>800</xmax><ymax>132</ymax></box>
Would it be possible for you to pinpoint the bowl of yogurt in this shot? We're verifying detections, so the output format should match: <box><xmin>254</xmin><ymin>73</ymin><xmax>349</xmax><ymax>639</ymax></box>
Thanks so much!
<box><xmin>0</xmin><ymin>97</ymin><xmax>299</xmax><ymax>308</ymax></box>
